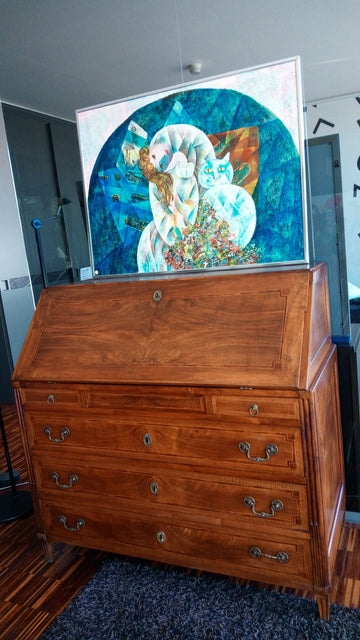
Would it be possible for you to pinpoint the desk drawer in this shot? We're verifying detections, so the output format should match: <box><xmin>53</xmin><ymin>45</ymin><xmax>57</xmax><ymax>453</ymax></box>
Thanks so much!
<box><xmin>27</xmin><ymin>414</ymin><xmax>305</xmax><ymax>479</ymax></box>
<box><xmin>19</xmin><ymin>386</ymin><xmax>82</xmax><ymax>408</ymax></box>
<box><xmin>34</xmin><ymin>456</ymin><xmax>309</xmax><ymax>531</ymax></box>
<box><xmin>211</xmin><ymin>393</ymin><xmax>300</xmax><ymax>421</ymax></box>
<box><xmin>42</xmin><ymin>501</ymin><xmax>312</xmax><ymax>585</ymax></box>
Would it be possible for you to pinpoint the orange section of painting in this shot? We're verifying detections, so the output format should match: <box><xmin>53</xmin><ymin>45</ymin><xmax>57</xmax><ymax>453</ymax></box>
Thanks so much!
<box><xmin>208</xmin><ymin>126</ymin><xmax>259</xmax><ymax>196</ymax></box>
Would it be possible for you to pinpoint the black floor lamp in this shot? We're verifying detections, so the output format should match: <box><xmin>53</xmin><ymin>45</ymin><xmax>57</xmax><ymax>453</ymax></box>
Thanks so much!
<box><xmin>0</xmin><ymin>405</ymin><xmax>33</xmax><ymax>523</ymax></box>
<box><xmin>0</xmin><ymin>197</ymin><xmax>72</xmax><ymax>523</ymax></box>
<box><xmin>0</xmin><ymin>296</ymin><xmax>33</xmax><ymax>522</ymax></box>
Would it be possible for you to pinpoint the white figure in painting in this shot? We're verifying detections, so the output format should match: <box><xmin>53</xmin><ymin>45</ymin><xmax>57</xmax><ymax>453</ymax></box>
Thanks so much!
<box><xmin>198</xmin><ymin>153</ymin><xmax>256</xmax><ymax>249</ymax></box>
<box><xmin>136</xmin><ymin>125</ymin><xmax>256</xmax><ymax>272</ymax></box>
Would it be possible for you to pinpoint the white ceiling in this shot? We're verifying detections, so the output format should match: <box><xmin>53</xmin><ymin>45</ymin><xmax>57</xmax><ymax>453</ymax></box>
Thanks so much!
<box><xmin>0</xmin><ymin>0</ymin><xmax>359</xmax><ymax>122</ymax></box>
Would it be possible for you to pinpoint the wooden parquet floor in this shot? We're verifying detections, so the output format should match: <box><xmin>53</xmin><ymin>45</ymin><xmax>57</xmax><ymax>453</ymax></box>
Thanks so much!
<box><xmin>0</xmin><ymin>403</ymin><xmax>359</xmax><ymax>639</ymax></box>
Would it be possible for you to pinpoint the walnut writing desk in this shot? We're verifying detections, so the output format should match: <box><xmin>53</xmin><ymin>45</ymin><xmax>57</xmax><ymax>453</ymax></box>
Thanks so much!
<box><xmin>12</xmin><ymin>263</ymin><xmax>345</xmax><ymax>619</ymax></box>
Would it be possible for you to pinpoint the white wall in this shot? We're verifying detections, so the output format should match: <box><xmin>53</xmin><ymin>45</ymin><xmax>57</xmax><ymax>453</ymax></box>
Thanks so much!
<box><xmin>306</xmin><ymin>93</ymin><xmax>360</xmax><ymax>290</ymax></box>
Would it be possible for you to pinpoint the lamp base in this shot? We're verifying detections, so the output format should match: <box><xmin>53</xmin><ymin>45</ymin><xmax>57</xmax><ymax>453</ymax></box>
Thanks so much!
<box><xmin>0</xmin><ymin>469</ymin><xmax>20</xmax><ymax>487</ymax></box>
<box><xmin>0</xmin><ymin>490</ymin><xmax>33</xmax><ymax>523</ymax></box>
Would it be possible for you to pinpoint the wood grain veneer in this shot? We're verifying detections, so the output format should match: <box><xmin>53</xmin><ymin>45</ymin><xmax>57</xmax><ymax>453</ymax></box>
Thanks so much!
<box><xmin>12</xmin><ymin>264</ymin><xmax>345</xmax><ymax>619</ymax></box>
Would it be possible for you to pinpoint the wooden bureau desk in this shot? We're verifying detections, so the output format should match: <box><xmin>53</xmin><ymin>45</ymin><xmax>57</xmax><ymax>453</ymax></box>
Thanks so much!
<box><xmin>12</xmin><ymin>263</ymin><xmax>345</xmax><ymax>619</ymax></box>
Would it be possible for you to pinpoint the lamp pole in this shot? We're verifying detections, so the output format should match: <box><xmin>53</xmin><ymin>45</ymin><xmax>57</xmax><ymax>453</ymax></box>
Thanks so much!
<box><xmin>0</xmin><ymin>406</ymin><xmax>33</xmax><ymax>522</ymax></box>
<box><xmin>31</xmin><ymin>198</ymin><xmax>72</xmax><ymax>290</ymax></box>
<box><xmin>31</xmin><ymin>218</ymin><xmax>48</xmax><ymax>288</ymax></box>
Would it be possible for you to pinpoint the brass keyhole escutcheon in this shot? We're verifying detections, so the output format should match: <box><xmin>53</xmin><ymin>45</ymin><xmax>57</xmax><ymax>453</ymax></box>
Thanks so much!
<box><xmin>153</xmin><ymin>290</ymin><xmax>162</xmax><ymax>302</ymax></box>
<box><xmin>157</xmin><ymin>530</ymin><xmax>166</xmax><ymax>544</ymax></box>
<box><xmin>143</xmin><ymin>433</ymin><xmax>152</xmax><ymax>447</ymax></box>
<box><xmin>150</xmin><ymin>481</ymin><xmax>159</xmax><ymax>495</ymax></box>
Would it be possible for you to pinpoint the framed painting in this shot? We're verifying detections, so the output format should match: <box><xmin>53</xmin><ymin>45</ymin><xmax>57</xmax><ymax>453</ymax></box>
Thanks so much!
<box><xmin>76</xmin><ymin>56</ymin><xmax>309</xmax><ymax>278</ymax></box>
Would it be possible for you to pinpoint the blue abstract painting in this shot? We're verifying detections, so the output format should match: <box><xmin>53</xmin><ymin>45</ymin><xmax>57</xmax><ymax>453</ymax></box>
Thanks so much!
<box><xmin>77</xmin><ymin>58</ymin><xmax>308</xmax><ymax>277</ymax></box>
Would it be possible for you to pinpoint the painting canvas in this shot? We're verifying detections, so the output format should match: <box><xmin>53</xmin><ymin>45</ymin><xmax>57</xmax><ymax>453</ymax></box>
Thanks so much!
<box><xmin>76</xmin><ymin>57</ymin><xmax>308</xmax><ymax>278</ymax></box>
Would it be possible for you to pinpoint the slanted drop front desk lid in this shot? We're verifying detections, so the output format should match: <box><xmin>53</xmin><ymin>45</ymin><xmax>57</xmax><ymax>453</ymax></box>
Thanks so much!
<box><xmin>12</xmin><ymin>264</ymin><xmax>331</xmax><ymax>390</ymax></box>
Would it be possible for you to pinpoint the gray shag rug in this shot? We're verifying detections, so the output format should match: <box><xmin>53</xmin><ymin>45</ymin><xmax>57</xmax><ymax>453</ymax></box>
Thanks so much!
<box><xmin>39</xmin><ymin>556</ymin><xmax>360</xmax><ymax>640</ymax></box>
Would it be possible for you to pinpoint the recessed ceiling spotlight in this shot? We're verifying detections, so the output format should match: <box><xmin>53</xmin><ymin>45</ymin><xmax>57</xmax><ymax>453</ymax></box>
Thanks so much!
<box><xmin>187</xmin><ymin>62</ymin><xmax>202</xmax><ymax>75</ymax></box>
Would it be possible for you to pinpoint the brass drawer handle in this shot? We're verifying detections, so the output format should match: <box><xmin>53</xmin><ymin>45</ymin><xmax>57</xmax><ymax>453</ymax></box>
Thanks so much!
<box><xmin>143</xmin><ymin>432</ymin><xmax>152</xmax><ymax>447</ymax></box>
<box><xmin>239</xmin><ymin>441</ymin><xmax>278</xmax><ymax>462</ymax></box>
<box><xmin>43</xmin><ymin>426</ymin><xmax>70</xmax><ymax>443</ymax></box>
<box><xmin>150</xmin><ymin>481</ymin><xmax>159</xmax><ymax>495</ymax></box>
<box><xmin>243</xmin><ymin>496</ymin><xmax>283</xmax><ymax>518</ymax></box>
<box><xmin>250</xmin><ymin>546</ymin><xmax>289</xmax><ymax>564</ymax></box>
<box><xmin>249</xmin><ymin>404</ymin><xmax>259</xmax><ymax>416</ymax></box>
<box><xmin>58</xmin><ymin>514</ymin><xmax>85</xmax><ymax>532</ymax></box>
<box><xmin>157</xmin><ymin>530</ymin><xmax>166</xmax><ymax>544</ymax></box>
<box><xmin>50</xmin><ymin>471</ymin><xmax>78</xmax><ymax>489</ymax></box>
<box><xmin>47</xmin><ymin>394</ymin><xmax>55</xmax><ymax>405</ymax></box>
<box><xmin>153</xmin><ymin>290</ymin><xmax>162</xmax><ymax>302</ymax></box>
